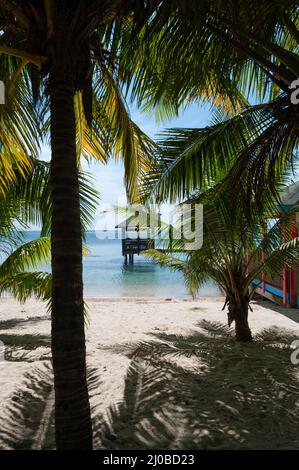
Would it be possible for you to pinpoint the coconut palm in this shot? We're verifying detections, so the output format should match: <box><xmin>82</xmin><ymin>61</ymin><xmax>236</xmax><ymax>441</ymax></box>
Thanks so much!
<box><xmin>133</xmin><ymin>2</ymin><xmax>298</xmax><ymax>340</ymax></box>
<box><xmin>145</xmin><ymin>191</ymin><xmax>299</xmax><ymax>342</ymax></box>
<box><xmin>121</xmin><ymin>0</ymin><xmax>298</xmax><ymax>110</ymax></box>
<box><xmin>0</xmin><ymin>1</ymin><xmax>158</xmax><ymax>448</ymax></box>
<box><xmin>119</xmin><ymin>1</ymin><xmax>298</xmax><ymax>210</ymax></box>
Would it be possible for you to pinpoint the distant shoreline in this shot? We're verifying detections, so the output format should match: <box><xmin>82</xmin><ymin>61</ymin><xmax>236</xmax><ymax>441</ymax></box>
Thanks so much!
<box><xmin>0</xmin><ymin>295</ymin><xmax>225</xmax><ymax>302</ymax></box>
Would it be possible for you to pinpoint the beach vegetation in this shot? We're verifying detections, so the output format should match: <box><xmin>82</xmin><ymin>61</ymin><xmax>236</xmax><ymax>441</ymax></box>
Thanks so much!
<box><xmin>144</xmin><ymin>191</ymin><xmax>299</xmax><ymax>342</ymax></box>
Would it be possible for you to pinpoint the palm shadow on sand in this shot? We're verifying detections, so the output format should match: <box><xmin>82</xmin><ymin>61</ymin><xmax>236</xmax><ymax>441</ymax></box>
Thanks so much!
<box><xmin>1</xmin><ymin>320</ymin><xmax>299</xmax><ymax>450</ymax></box>
<box><xmin>0</xmin><ymin>315</ymin><xmax>49</xmax><ymax>331</ymax></box>
<box><xmin>93</xmin><ymin>320</ymin><xmax>299</xmax><ymax>450</ymax></box>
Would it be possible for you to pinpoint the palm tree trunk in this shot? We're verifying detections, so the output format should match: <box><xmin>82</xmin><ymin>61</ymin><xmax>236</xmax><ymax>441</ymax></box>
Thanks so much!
<box><xmin>50</xmin><ymin>79</ymin><xmax>92</xmax><ymax>449</ymax></box>
<box><xmin>227</xmin><ymin>294</ymin><xmax>253</xmax><ymax>342</ymax></box>
<box><xmin>233</xmin><ymin>300</ymin><xmax>252</xmax><ymax>342</ymax></box>
<box><xmin>234</xmin><ymin>309</ymin><xmax>252</xmax><ymax>342</ymax></box>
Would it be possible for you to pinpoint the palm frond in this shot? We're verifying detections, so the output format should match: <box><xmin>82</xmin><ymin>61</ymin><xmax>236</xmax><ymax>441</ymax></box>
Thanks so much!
<box><xmin>142</xmin><ymin>95</ymin><xmax>298</xmax><ymax>211</ymax></box>
<box><xmin>0</xmin><ymin>272</ymin><xmax>52</xmax><ymax>302</ymax></box>
<box><xmin>0</xmin><ymin>237</ymin><xmax>50</xmax><ymax>277</ymax></box>
<box><xmin>94</xmin><ymin>62</ymin><xmax>158</xmax><ymax>202</ymax></box>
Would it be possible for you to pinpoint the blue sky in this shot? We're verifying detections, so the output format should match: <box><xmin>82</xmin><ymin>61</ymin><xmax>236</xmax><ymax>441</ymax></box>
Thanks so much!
<box><xmin>38</xmin><ymin>99</ymin><xmax>298</xmax><ymax>231</ymax></box>
<box><xmin>38</xmin><ymin>102</ymin><xmax>213</xmax><ymax>231</ymax></box>
<box><xmin>81</xmin><ymin>102</ymin><xmax>213</xmax><ymax>206</ymax></box>
<box><xmin>41</xmin><ymin>102</ymin><xmax>213</xmax><ymax>206</ymax></box>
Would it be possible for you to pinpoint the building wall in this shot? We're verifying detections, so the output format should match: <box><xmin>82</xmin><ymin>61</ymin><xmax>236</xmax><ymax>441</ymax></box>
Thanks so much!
<box><xmin>253</xmin><ymin>212</ymin><xmax>299</xmax><ymax>308</ymax></box>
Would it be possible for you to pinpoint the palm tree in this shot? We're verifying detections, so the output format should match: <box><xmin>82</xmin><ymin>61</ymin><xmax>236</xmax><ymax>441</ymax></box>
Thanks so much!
<box><xmin>119</xmin><ymin>1</ymin><xmax>298</xmax><ymax>209</ymax></box>
<box><xmin>0</xmin><ymin>1</ymin><xmax>157</xmax><ymax>448</ymax></box>
<box><xmin>145</xmin><ymin>191</ymin><xmax>299</xmax><ymax>342</ymax></box>
<box><xmin>122</xmin><ymin>0</ymin><xmax>299</xmax><ymax>105</ymax></box>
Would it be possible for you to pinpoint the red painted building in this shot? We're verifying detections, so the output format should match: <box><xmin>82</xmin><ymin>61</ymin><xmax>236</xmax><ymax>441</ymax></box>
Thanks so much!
<box><xmin>253</xmin><ymin>181</ymin><xmax>299</xmax><ymax>308</ymax></box>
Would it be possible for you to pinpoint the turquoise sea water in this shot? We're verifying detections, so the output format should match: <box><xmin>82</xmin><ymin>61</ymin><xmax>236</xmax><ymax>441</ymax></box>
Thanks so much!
<box><xmin>21</xmin><ymin>231</ymin><xmax>219</xmax><ymax>298</ymax></box>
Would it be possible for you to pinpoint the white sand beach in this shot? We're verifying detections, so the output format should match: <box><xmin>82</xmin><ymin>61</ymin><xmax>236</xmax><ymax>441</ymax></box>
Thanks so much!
<box><xmin>0</xmin><ymin>297</ymin><xmax>299</xmax><ymax>450</ymax></box>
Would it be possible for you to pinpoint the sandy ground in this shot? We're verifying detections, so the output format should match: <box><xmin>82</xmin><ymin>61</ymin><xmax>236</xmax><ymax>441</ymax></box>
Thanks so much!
<box><xmin>0</xmin><ymin>296</ymin><xmax>299</xmax><ymax>449</ymax></box>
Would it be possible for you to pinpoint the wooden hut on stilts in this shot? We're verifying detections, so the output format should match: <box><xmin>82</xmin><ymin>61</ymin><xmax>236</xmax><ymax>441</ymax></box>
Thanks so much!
<box><xmin>115</xmin><ymin>214</ymin><xmax>157</xmax><ymax>265</ymax></box>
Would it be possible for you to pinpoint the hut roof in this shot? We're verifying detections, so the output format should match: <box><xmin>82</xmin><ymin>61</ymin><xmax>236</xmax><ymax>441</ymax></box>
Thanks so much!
<box><xmin>115</xmin><ymin>214</ymin><xmax>151</xmax><ymax>230</ymax></box>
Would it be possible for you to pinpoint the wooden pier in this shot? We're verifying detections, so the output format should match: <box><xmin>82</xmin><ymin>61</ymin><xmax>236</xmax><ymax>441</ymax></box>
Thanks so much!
<box><xmin>116</xmin><ymin>216</ymin><xmax>155</xmax><ymax>264</ymax></box>
<box><xmin>121</xmin><ymin>238</ymin><xmax>155</xmax><ymax>264</ymax></box>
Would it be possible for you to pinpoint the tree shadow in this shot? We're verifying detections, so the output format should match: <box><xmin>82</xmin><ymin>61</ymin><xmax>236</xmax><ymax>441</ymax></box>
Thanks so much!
<box><xmin>0</xmin><ymin>315</ymin><xmax>49</xmax><ymax>331</ymax></box>
<box><xmin>0</xmin><ymin>331</ymin><xmax>54</xmax><ymax>448</ymax></box>
<box><xmin>0</xmin><ymin>333</ymin><xmax>51</xmax><ymax>362</ymax></box>
<box><xmin>0</xmin><ymin>333</ymin><xmax>50</xmax><ymax>348</ymax></box>
<box><xmin>0</xmin><ymin>362</ymin><xmax>55</xmax><ymax>450</ymax></box>
<box><xmin>0</xmin><ymin>363</ymin><xmax>102</xmax><ymax>450</ymax></box>
<box><xmin>93</xmin><ymin>320</ymin><xmax>299</xmax><ymax>450</ymax></box>
<box><xmin>1</xmin><ymin>320</ymin><xmax>299</xmax><ymax>450</ymax></box>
